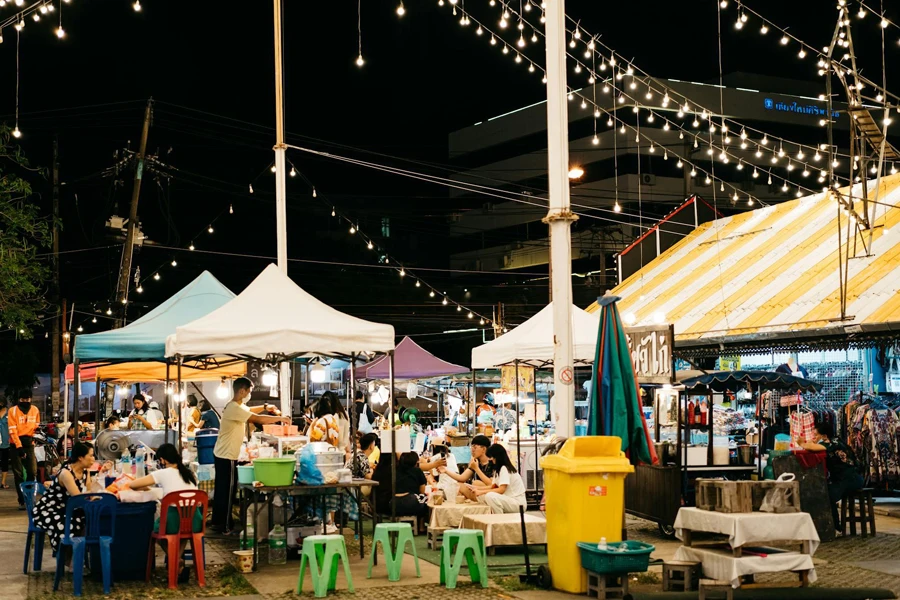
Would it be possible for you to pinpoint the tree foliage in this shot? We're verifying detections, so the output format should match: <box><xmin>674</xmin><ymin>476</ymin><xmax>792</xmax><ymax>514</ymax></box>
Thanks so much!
<box><xmin>0</xmin><ymin>125</ymin><xmax>51</xmax><ymax>337</ymax></box>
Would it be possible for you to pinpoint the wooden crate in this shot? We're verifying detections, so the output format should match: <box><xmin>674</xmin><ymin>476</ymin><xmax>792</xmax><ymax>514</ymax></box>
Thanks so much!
<box><xmin>695</xmin><ymin>480</ymin><xmax>753</xmax><ymax>513</ymax></box>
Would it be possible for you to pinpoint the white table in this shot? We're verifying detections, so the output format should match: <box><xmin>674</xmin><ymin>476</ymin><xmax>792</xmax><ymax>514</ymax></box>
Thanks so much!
<box><xmin>428</xmin><ymin>500</ymin><xmax>492</xmax><ymax>529</ymax></box>
<box><xmin>674</xmin><ymin>507</ymin><xmax>820</xmax><ymax>556</ymax></box>
<box><xmin>673</xmin><ymin>507</ymin><xmax>819</xmax><ymax>588</ymax></box>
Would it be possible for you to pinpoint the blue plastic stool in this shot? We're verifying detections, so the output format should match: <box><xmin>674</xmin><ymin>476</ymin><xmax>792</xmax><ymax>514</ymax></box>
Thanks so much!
<box><xmin>21</xmin><ymin>481</ymin><xmax>47</xmax><ymax>574</ymax></box>
<box><xmin>53</xmin><ymin>493</ymin><xmax>117</xmax><ymax>597</ymax></box>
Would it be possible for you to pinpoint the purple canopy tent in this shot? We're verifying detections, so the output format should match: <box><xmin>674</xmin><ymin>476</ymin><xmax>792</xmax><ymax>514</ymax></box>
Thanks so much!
<box><xmin>355</xmin><ymin>336</ymin><xmax>469</xmax><ymax>427</ymax></box>
<box><xmin>357</xmin><ymin>336</ymin><xmax>469</xmax><ymax>380</ymax></box>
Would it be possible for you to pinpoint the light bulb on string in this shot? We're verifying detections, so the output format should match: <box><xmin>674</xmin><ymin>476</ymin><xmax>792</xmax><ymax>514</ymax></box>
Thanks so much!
<box><xmin>760</xmin><ymin>23</ymin><xmax>769</xmax><ymax>34</ymax></box>
<box><xmin>367</xmin><ymin>241</ymin><xmax>374</xmax><ymax>250</ymax></box>
<box><xmin>442</xmin><ymin>297</ymin><xmax>449</xmax><ymax>306</ymax></box>
<box><xmin>399</xmin><ymin>269</ymin><xmax>406</xmax><ymax>277</ymax></box>
<box><xmin>780</xmin><ymin>34</ymin><xmax>789</xmax><ymax>45</ymax></box>
<box><xmin>676</xmin><ymin>159</ymin><xmax>684</xmax><ymax>168</ymax></box>
<box><xmin>457</xmin><ymin>305</ymin><xmax>462</xmax><ymax>312</ymax></box>
<box><xmin>133</xmin><ymin>0</ymin><xmax>141</xmax><ymax>11</ymax></box>
<box><xmin>752</xmin><ymin>167</ymin><xmax>759</xmax><ymax>178</ymax></box>
<box><xmin>229</xmin><ymin>204</ymin><xmax>234</xmax><ymax>214</ymax></box>
<box><xmin>56</xmin><ymin>26</ymin><xmax>65</xmax><ymax>39</ymax></box>
<box><xmin>270</xmin><ymin>165</ymin><xmax>277</xmax><ymax>173</ymax></box>
<box><xmin>12</xmin><ymin>126</ymin><xmax>22</xmax><ymax>138</ymax></box>
<box><xmin>92</xmin><ymin>317</ymin><xmax>98</xmax><ymax>323</ymax></box>
<box><xmin>396</xmin><ymin>1</ymin><xmax>405</xmax><ymax>16</ymax></box>
<box><xmin>171</xmin><ymin>260</ymin><xmax>178</xmax><ymax>267</ymax></box>
<box><xmin>768</xmin><ymin>172</ymin><xmax>773</xmax><ymax>185</ymax></box>
<box><xmin>208</xmin><ymin>225</ymin><xmax>214</xmax><ymax>234</ymax></box>
<box><xmin>135</xmin><ymin>286</ymin><xmax>142</xmax><ymax>294</ymax></box>
<box><xmin>429</xmin><ymin>290</ymin><xmax>435</xmax><ymax>298</ymax></box>
<box><xmin>356</xmin><ymin>54</ymin><xmax>364</xmax><ymax>67</ymax></box>
<box><xmin>249</xmin><ymin>184</ymin><xmax>254</xmax><ymax>194</ymax></box>
<box><xmin>331</xmin><ymin>207</ymin><xmax>336</xmax><ymax>217</ymax></box>
<box><xmin>476</xmin><ymin>25</ymin><xmax>483</xmax><ymax>35</ymax></box>
<box><xmin>189</xmin><ymin>243</ymin><xmax>195</xmax><ymax>251</ymax></box>
<box><xmin>153</xmin><ymin>273</ymin><xmax>161</xmax><ymax>281</ymax></box>
<box><xmin>350</xmin><ymin>225</ymin><xmax>356</xmax><ymax>234</ymax></box>
<box><xmin>106</xmin><ymin>307</ymin><xmax>113</xmax><ymax>315</ymax></box>
<box><xmin>415</xmin><ymin>280</ymin><xmax>421</xmax><ymax>287</ymax></box>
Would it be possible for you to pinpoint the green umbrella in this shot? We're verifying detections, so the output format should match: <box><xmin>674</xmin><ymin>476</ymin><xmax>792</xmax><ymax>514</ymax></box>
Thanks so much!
<box><xmin>588</xmin><ymin>294</ymin><xmax>657</xmax><ymax>465</ymax></box>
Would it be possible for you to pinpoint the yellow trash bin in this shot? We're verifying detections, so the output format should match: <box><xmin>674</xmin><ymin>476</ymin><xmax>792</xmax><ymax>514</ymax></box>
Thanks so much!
<box><xmin>541</xmin><ymin>436</ymin><xmax>634</xmax><ymax>594</ymax></box>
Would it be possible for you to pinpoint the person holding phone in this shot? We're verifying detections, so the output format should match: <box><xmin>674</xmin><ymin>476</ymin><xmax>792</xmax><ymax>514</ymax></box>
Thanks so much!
<box><xmin>459</xmin><ymin>444</ymin><xmax>526</xmax><ymax>513</ymax></box>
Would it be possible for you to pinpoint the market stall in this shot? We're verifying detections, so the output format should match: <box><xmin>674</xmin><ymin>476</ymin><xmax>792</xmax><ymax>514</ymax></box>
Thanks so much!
<box><xmin>471</xmin><ymin>302</ymin><xmax>599</xmax><ymax>491</ymax></box>
<box><xmin>70</xmin><ymin>271</ymin><xmax>242</xmax><ymax>454</ymax></box>
<box><xmin>165</xmin><ymin>264</ymin><xmax>399</xmax><ymax>554</ymax></box>
<box><xmin>627</xmin><ymin>370</ymin><xmax>822</xmax><ymax>535</ymax></box>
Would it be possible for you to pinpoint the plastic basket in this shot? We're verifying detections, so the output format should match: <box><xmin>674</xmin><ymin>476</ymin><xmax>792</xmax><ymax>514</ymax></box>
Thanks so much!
<box><xmin>252</xmin><ymin>458</ymin><xmax>295</xmax><ymax>487</ymax></box>
<box><xmin>576</xmin><ymin>541</ymin><xmax>655</xmax><ymax>574</ymax></box>
<box><xmin>237</xmin><ymin>465</ymin><xmax>255</xmax><ymax>485</ymax></box>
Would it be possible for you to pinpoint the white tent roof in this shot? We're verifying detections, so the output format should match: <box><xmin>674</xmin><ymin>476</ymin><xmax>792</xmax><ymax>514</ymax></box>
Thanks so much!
<box><xmin>165</xmin><ymin>264</ymin><xmax>395</xmax><ymax>358</ymax></box>
<box><xmin>471</xmin><ymin>302</ymin><xmax>600</xmax><ymax>369</ymax></box>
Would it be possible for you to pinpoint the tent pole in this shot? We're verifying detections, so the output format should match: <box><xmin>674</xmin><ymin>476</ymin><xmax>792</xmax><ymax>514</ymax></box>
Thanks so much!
<box><xmin>304</xmin><ymin>361</ymin><xmax>310</xmax><ymax>417</ymax></box>
<box><xmin>164</xmin><ymin>360</ymin><xmax>170</xmax><ymax>442</ymax></box>
<box><xmin>390</xmin><ymin>350</ymin><xmax>396</xmax><ymax>520</ymax></box>
<box><xmin>515</xmin><ymin>360</ymin><xmax>522</xmax><ymax>487</ymax></box>
<box><xmin>470</xmin><ymin>369</ymin><xmax>476</xmax><ymax>438</ymax></box>
<box><xmin>349</xmin><ymin>353</ymin><xmax>356</xmax><ymax>443</ymax></box>
<box><xmin>95</xmin><ymin>374</ymin><xmax>101</xmax><ymax>435</ymax></box>
<box><xmin>63</xmin><ymin>374</ymin><xmax>69</xmax><ymax>440</ymax></box>
<box><xmin>177</xmin><ymin>357</ymin><xmax>183</xmax><ymax>452</ymax></box>
<box><xmin>72</xmin><ymin>359</ymin><xmax>80</xmax><ymax>452</ymax></box>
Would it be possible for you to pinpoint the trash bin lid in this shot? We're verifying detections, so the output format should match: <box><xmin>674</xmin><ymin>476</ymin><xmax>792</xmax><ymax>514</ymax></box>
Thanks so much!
<box><xmin>542</xmin><ymin>436</ymin><xmax>635</xmax><ymax>474</ymax></box>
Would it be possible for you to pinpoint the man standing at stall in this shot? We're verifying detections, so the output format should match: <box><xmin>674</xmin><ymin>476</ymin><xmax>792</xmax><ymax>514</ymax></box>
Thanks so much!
<box><xmin>211</xmin><ymin>377</ymin><xmax>289</xmax><ymax>535</ymax></box>
<box><xmin>8</xmin><ymin>388</ymin><xmax>40</xmax><ymax>510</ymax></box>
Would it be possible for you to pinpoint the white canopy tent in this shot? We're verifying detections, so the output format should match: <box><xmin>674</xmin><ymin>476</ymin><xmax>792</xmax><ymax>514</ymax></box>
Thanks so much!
<box><xmin>471</xmin><ymin>302</ymin><xmax>599</xmax><ymax>369</ymax></box>
<box><xmin>165</xmin><ymin>264</ymin><xmax>395</xmax><ymax>359</ymax></box>
<box><xmin>165</xmin><ymin>264</ymin><xmax>395</xmax><ymax>417</ymax></box>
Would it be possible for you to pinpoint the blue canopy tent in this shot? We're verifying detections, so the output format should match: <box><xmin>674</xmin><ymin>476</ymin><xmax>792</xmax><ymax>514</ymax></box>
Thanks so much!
<box><xmin>70</xmin><ymin>271</ymin><xmax>236</xmax><ymax>444</ymax></box>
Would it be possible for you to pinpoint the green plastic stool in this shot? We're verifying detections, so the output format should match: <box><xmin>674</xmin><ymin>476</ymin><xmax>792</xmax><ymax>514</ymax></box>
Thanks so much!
<box><xmin>297</xmin><ymin>534</ymin><xmax>354</xmax><ymax>597</ymax></box>
<box><xmin>367</xmin><ymin>522</ymin><xmax>421</xmax><ymax>582</ymax></box>
<box><xmin>440</xmin><ymin>529</ymin><xmax>488</xmax><ymax>589</ymax></box>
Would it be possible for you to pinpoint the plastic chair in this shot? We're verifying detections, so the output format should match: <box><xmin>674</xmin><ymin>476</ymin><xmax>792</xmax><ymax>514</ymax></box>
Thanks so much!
<box><xmin>21</xmin><ymin>481</ymin><xmax>47</xmax><ymax>574</ymax></box>
<box><xmin>297</xmin><ymin>534</ymin><xmax>354</xmax><ymax>597</ymax></box>
<box><xmin>440</xmin><ymin>529</ymin><xmax>488</xmax><ymax>589</ymax></box>
<box><xmin>367</xmin><ymin>522</ymin><xmax>421</xmax><ymax>581</ymax></box>
<box><xmin>53</xmin><ymin>492</ymin><xmax>117</xmax><ymax>597</ymax></box>
<box><xmin>146</xmin><ymin>490</ymin><xmax>208</xmax><ymax>590</ymax></box>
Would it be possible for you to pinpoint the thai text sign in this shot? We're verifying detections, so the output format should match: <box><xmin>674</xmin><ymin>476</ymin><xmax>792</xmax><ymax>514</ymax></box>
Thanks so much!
<box><xmin>624</xmin><ymin>325</ymin><xmax>675</xmax><ymax>384</ymax></box>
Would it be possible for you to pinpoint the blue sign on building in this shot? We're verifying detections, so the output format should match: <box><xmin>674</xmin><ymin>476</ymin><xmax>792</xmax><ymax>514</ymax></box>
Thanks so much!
<box><xmin>764</xmin><ymin>98</ymin><xmax>839</xmax><ymax>119</ymax></box>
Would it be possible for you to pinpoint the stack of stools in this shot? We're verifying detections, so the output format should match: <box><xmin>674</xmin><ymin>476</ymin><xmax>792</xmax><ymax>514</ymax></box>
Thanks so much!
<box><xmin>842</xmin><ymin>488</ymin><xmax>877</xmax><ymax>537</ymax></box>
<box><xmin>585</xmin><ymin>572</ymin><xmax>629</xmax><ymax>600</ymax></box>
<box><xmin>427</xmin><ymin>526</ymin><xmax>447</xmax><ymax>551</ymax></box>
<box><xmin>440</xmin><ymin>529</ymin><xmax>488</xmax><ymax>589</ymax></box>
<box><xmin>699</xmin><ymin>579</ymin><xmax>734</xmax><ymax>600</ymax></box>
<box><xmin>662</xmin><ymin>560</ymin><xmax>701</xmax><ymax>592</ymax></box>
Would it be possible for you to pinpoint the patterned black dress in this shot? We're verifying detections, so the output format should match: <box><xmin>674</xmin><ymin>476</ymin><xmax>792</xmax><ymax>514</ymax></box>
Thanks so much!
<box><xmin>32</xmin><ymin>465</ymin><xmax>87</xmax><ymax>551</ymax></box>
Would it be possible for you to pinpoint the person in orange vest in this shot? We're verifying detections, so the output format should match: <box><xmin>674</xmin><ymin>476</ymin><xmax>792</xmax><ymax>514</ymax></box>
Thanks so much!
<box><xmin>8</xmin><ymin>388</ymin><xmax>40</xmax><ymax>510</ymax></box>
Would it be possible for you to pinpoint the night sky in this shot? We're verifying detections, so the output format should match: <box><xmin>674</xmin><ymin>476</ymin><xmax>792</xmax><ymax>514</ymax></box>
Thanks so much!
<box><xmin>1</xmin><ymin>0</ymin><xmax>897</xmax><ymax>369</ymax></box>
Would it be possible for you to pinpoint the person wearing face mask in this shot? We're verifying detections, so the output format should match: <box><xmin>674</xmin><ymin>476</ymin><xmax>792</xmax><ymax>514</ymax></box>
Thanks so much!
<box><xmin>8</xmin><ymin>388</ymin><xmax>40</xmax><ymax>510</ymax></box>
<box><xmin>211</xmin><ymin>377</ymin><xmax>289</xmax><ymax>534</ymax></box>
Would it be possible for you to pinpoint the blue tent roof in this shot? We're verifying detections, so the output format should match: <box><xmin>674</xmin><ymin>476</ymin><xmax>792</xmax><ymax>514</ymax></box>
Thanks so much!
<box><xmin>74</xmin><ymin>271</ymin><xmax>235</xmax><ymax>362</ymax></box>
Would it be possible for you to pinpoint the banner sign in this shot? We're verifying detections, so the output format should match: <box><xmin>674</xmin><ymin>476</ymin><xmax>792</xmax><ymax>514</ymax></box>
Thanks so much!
<box><xmin>624</xmin><ymin>325</ymin><xmax>675</xmax><ymax>384</ymax></box>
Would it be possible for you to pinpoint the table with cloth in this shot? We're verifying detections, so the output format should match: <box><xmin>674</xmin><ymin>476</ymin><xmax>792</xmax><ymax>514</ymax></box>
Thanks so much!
<box><xmin>460</xmin><ymin>513</ymin><xmax>547</xmax><ymax>553</ymax></box>
<box><xmin>428</xmin><ymin>500</ymin><xmax>492</xmax><ymax>529</ymax></box>
<box><xmin>673</xmin><ymin>507</ymin><xmax>819</xmax><ymax>588</ymax></box>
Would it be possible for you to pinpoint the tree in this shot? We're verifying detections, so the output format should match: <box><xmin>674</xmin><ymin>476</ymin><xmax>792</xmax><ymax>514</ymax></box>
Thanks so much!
<box><xmin>0</xmin><ymin>125</ymin><xmax>51</xmax><ymax>337</ymax></box>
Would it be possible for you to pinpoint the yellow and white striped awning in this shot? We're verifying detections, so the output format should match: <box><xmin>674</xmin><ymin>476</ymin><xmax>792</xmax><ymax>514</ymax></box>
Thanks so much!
<box><xmin>586</xmin><ymin>175</ymin><xmax>900</xmax><ymax>351</ymax></box>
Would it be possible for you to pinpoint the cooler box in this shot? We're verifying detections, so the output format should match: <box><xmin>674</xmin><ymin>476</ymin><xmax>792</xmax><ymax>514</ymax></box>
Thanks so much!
<box><xmin>542</xmin><ymin>436</ymin><xmax>634</xmax><ymax>594</ymax></box>
<box><xmin>195</xmin><ymin>429</ymin><xmax>218</xmax><ymax>465</ymax></box>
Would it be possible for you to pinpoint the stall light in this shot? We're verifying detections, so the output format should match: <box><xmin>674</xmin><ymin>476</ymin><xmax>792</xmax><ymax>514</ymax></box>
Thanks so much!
<box><xmin>216</xmin><ymin>378</ymin><xmax>230</xmax><ymax>400</ymax></box>
<box><xmin>623</xmin><ymin>312</ymin><xmax>637</xmax><ymax>325</ymax></box>
<box><xmin>309</xmin><ymin>363</ymin><xmax>327</xmax><ymax>384</ymax></box>
<box><xmin>652</xmin><ymin>311</ymin><xmax>666</xmax><ymax>324</ymax></box>
<box><xmin>568</xmin><ymin>166</ymin><xmax>585</xmax><ymax>179</ymax></box>
<box><xmin>261</xmin><ymin>367</ymin><xmax>279</xmax><ymax>387</ymax></box>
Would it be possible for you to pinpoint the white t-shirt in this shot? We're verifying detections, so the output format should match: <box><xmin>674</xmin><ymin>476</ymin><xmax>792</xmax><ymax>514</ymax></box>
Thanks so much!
<box><xmin>214</xmin><ymin>401</ymin><xmax>252</xmax><ymax>460</ymax></box>
<box><xmin>151</xmin><ymin>467</ymin><xmax>197</xmax><ymax>497</ymax></box>
<box><xmin>493</xmin><ymin>466</ymin><xmax>526</xmax><ymax>505</ymax></box>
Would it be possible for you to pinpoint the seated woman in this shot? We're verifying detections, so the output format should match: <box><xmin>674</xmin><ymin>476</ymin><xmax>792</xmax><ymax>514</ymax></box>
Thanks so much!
<box><xmin>459</xmin><ymin>444</ymin><xmax>526</xmax><ymax>513</ymax></box>
<box><xmin>372</xmin><ymin>451</ymin><xmax>429</xmax><ymax>529</ymax></box>
<box><xmin>123</xmin><ymin>443</ymin><xmax>200</xmax><ymax>583</ymax></box>
<box><xmin>32</xmin><ymin>443</ymin><xmax>109</xmax><ymax>569</ymax></box>
<box><xmin>798</xmin><ymin>422</ymin><xmax>864</xmax><ymax>531</ymax></box>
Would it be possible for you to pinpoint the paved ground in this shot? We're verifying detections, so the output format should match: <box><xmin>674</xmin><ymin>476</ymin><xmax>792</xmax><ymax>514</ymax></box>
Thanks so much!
<box><xmin>4</xmin><ymin>484</ymin><xmax>900</xmax><ymax>599</ymax></box>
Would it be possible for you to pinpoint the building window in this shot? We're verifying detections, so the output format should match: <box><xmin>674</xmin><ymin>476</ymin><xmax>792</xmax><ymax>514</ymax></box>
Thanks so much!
<box><xmin>381</xmin><ymin>217</ymin><xmax>391</xmax><ymax>238</ymax></box>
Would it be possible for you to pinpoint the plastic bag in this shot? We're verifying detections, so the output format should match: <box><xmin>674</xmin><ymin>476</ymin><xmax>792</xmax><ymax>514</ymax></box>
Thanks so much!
<box><xmin>760</xmin><ymin>473</ymin><xmax>796</xmax><ymax>513</ymax></box>
<box><xmin>296</xmin><ymin>444</ymin><xmax>324</xmax><ymax>485</ymax></box>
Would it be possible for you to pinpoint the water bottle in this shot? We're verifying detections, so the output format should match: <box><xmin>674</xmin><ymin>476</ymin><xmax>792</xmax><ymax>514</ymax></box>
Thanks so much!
<box><xmin>121</xmin><ymin>448</ymin><xmax>132</xmax><ymax>476</ymax></box>
<box><xmin>242</xmin><ymin>523</ymin><xmax>255</xmax><ymax>550</ymax></box>
<box><xmin>134</xmin><ymin>447</ymin><xmax>146</xmax><ymax>478</ymax></box>
<box><xmin>268</xmin><ymin>525</ymin><xmax>287</xmax><ymax>565</ymax></box>
<box><xmin>598</xmin><ymin>537</ymin><xmax>608</xmax><ymax>551</ymax></box>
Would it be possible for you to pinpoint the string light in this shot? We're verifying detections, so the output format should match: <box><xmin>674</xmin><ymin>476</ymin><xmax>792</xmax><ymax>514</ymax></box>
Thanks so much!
<box><xmin>356</xmin><ymin>0</ymin><xmax>364</xmax><ymax>66</ymax></box>
<box><xmin>133</xmin><ymin>0</ymin><xmax>141</xmax><ymax>11</ymax></box>
<box><xmin>153</xmin><ymin>273</ymin><xmax>160</xmax><ymax>281</ymax></box>
<box><xmin>396</xmin><ymin>1</ymin><xmax>405</xmax><ymax>16</ymax></box>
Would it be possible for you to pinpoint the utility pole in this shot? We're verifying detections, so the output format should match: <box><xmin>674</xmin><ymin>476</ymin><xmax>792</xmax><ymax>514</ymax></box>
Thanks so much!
<box><xmin>51</xmin><ymin>137</ymin><xmax>61</xmax><ymax>414</ymax></box>
<box><xmin>273</xmin><ymin>0</ymin><xmax>291</xmax><ymax>415</ymax></box>
<box><xmin>114</xmin><ymin>99</ymin><xmax>153</xmax><ymax>328</ymax></box>
<box><xmin>542</xmin><ymin>0</ymin><xmax>577</xmax><ymax>438</ymax></box>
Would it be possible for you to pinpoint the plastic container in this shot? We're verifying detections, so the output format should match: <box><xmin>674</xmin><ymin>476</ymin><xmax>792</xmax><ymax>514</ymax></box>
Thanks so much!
<box><xmin>542</xmin><ymin>436</ymin><xmax>635</xmax><ymax>594</ymax></box>
<box><xmin>134</xmin><ymin>447</ymin><xmax>146</xmax><ymax>478</ymax></box>
<box><xmin>252</xmin><ymin>458</ymin><xmax>296</xmax><ymax>486</ymax></box>
<box><xmin>196</xmin><ymin>430</ymin><xmax>218</xmax><ymax>465</ymax></box>
<box><xmin>234</xmin><ymin>550</ymin><xmax>254</xmax><ymax>573</ymax></box>
<box><xmin>263</xmin><ymin>424</ymin><xmax>287</xmax><ymax>436</ymax></box>
<box><xmin>268</xmin><ymin>525</ymin><xmax>287</xmax><ymax>565</ymax></box>
<box><xmin>576</xmin><ymin>541</ymin><xmax>655</xmax><ymax>574</ymax></box>
<box><xmin>241</xmin><ymin>523</ymin><xmax>255</xmax><ymax>550</ymax></box>
<box><xmin>237</xmin><ymin>465</ymin><xmax>255</xmax><ymax>485</ymax></box>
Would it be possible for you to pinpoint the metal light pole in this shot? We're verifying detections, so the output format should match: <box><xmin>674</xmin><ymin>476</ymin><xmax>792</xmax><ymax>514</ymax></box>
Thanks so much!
<box><xmin>542</xmin><ymin>0</ymin><xmax>577</xmax><ymax>438</ymax></box>
<box><xmin>273</xmin><ymin>0</ymin><xmax>292</xmax><ymax>416</ymax></box>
